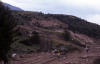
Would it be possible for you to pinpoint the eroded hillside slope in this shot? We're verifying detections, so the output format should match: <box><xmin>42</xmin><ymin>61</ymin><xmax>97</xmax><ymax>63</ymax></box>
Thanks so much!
<box><xmin>11</xmin><ymin>11</ymin><xmax>100</xmax><ymax>53</ymax></box>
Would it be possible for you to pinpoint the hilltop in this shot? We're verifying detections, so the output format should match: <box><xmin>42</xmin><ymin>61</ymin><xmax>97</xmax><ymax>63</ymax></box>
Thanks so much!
<box><xmin>3</xmin><ymin>3</ymin><xmax>22</xmax><ymax>11</ymax></box>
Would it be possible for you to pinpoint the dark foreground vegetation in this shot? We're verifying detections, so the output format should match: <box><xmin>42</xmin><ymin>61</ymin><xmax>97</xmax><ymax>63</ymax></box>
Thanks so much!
<box><xmin>0</xmin><ymin>2</ymin><xmax>17</xmax><ymax>64</ymax></box>
<box><xmin>93</xmin><ymin>58</ymin><xmax>100</xmax><ymax>64</ymax></box>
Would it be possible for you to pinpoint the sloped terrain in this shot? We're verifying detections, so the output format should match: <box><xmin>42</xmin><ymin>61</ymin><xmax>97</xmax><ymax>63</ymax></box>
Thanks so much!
<box><xmin>10</xmin><ymin>44</ymin><xmax>100</xmax><ymax>64</ymax></box>
<box><xmin>3</xmin><ymin>3</ymin><xmax>22</xmax><ymax>11</ymax></box>
<box><xmin>1</xmin><ymin>2</ymin><xmax>100</xmax><ymax>64</ymax></box>
<box><xmin>5</xmin><ymin>10</ymin><xmax>100</xmax><ymax>64</ymax></box>
<box><xmin>10</xmin><ymin>11</ymin><xmax>100</xmax><ymax>52</ymax></box>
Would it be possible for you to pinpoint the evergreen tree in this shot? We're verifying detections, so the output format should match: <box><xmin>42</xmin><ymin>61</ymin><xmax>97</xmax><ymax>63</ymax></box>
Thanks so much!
<box><xmin>0</xmin><ymin>2</ymin><xmax>17</xmax><ymax>64</ymax></box>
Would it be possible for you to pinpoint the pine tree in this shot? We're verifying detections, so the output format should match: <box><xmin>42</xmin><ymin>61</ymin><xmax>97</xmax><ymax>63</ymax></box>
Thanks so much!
<box><xmin>0</xmin><ymin>2</ymin><xmax>17</xmax><ymax>64</ymax></box>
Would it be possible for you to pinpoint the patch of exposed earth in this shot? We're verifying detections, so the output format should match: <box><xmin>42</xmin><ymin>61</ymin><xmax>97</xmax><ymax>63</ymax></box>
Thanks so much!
<box><xmin>9</xmin><ymin>44</ymin><xmax>100</xmax><ymax>64</ymax></box>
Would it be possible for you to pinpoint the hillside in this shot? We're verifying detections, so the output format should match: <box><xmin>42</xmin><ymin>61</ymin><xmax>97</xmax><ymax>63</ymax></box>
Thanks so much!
<box><xmin>7</xmin><ymin>10</ymin><xmax>100</xmax><ymax>64</ymax></box>
<box><xmin>10</xmin><ymin>10</ymin><xmax>100</xmax><ymax>53</ymax></box>
<box><xmin>12</xmin><ymin>11</ymin><xmax>100</xmax><ymax>38</ymax></box>
<box><xmin>3</xmin><ymin>3</ymin><xmax>22</xmax><ymax>11</ymax></box>
<box><xmin>1</xmin><ymin>2</ymin><xmax>100</xmax><ymax>64</ymax></box>
<box><xmin>47</xmin><ymin>14</ymin><xmax>100</xmax><ymax>39</ymax></box>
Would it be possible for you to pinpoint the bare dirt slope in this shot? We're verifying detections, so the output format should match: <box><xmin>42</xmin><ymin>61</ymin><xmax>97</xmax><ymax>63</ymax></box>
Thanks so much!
<box><xmin>10</xmin><ymin>43</ymin><xmax>100</xmax><ymax>64</ymax></box>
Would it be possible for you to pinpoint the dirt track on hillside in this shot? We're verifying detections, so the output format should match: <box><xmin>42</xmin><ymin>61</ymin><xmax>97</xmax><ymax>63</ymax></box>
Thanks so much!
<box><xmin>6</xmin><ymin>44</ymin><xmax>100</xmax><ymax>64</ymax></box>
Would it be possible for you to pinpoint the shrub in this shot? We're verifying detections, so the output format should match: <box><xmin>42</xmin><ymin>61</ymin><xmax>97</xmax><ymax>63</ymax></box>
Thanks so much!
<box><xmin>63</xmin><ymin>30</ymin><xmax>72</xmax><ymax>41</ymax></box>
<box><xmin>93</xmin><ymin>58</ymin><xmax>100</xmax><ymax>64</ymax></box>
<box><xmin>0</xmin><ymin>2</ymin><xmax>17</xmax><ymax>63</ymax></box>
<box><xmin>30</xmin><ymin>31</ymin><xmax>40</xmax><ymax>44</ymax></box>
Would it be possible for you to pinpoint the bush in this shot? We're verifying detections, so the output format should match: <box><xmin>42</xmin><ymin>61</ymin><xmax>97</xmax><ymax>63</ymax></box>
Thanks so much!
<box><xmin>20</xmin><ymin>31</ymin><xmax>40</xmax><ymax>46</ymax></box>
<box><xmin>0</xmin><ymin>2</ymin><xmax>17</xmax><ymax>63</ymax></box>
<box><xmin>93</xmin><ymin>58</ymin><xmax>100</xmax><ymax>64</ymax></box>
<box><xmin>30</xmin><ymin>31</ymin><xmax>40</xmax><ymax>44</ymax></box>
<box><xmin>63</xmin><ymin>30</ymin><xmax>72</xmax><ymax>41</ymax></box>
<box><xmin>20</xmin><ymin>39</ymin><xmax>32</xmax><ymax>46</ymax></box>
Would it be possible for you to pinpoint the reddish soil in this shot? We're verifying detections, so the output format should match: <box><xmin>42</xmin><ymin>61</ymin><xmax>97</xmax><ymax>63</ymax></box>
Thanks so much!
<box><xmin>7</xmin><ymin>44</ymin><xmax>100</xmax><ymax>64</ymax></box>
